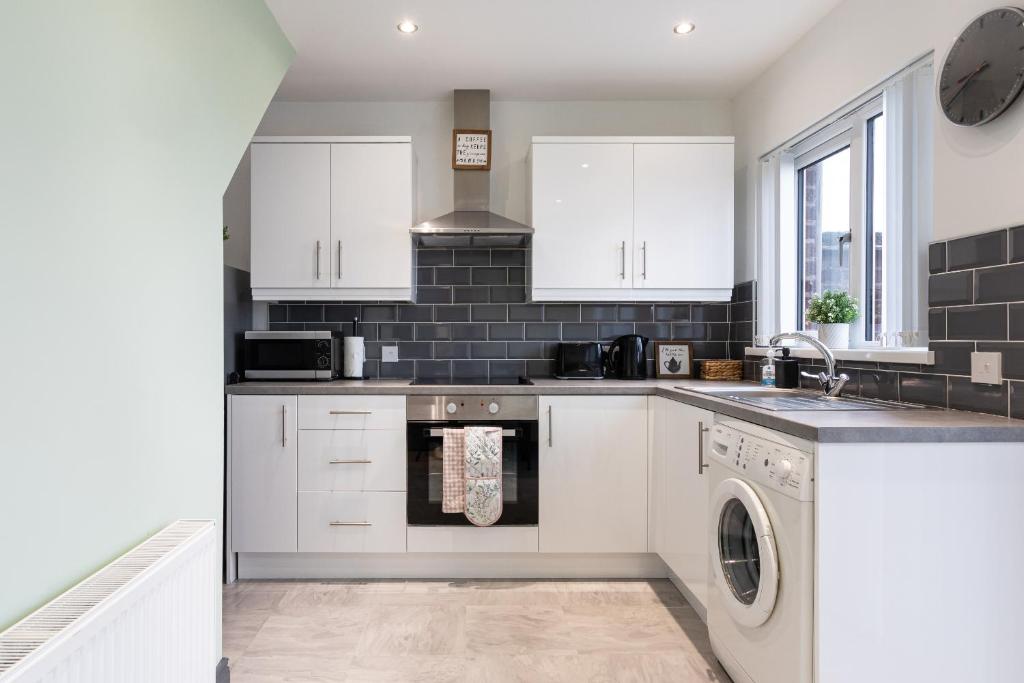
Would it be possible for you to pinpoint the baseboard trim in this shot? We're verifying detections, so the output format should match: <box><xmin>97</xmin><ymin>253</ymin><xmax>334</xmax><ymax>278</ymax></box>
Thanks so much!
<box><xmin>216</xmin><ymin>657</ymin><xmax>230</xmax><ymax>683</ymax></box>
<box><xmin>667</xmin><ymin>570</ymin><xmax>707</xmax><ymax>623</ymax></box>
<box><xmin>236</xmin><ymin>552</ymin><xmax>668</xmax><ymax>580</ymax></box>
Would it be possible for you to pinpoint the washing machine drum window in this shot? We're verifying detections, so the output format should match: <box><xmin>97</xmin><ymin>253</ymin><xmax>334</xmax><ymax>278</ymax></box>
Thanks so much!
<box><xmin>712</xmin><ymin>478</ymin><xmax>780</xmax><ymax>628</ymax></box>
<box><xmin>719</xmin><ymin>498</ymin><xmax>761</xmax><ymax>605</ymax></box>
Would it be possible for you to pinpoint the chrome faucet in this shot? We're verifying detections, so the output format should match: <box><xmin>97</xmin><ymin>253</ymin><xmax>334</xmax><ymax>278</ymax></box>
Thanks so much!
<box><xmin>769</xmin><ymin>332</ymin><xmax>850</xmax><ymax>397</ymax></box>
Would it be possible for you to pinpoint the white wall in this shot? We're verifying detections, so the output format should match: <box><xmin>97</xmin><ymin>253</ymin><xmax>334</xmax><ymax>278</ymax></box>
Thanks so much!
<box><xmin>0</xmin><ymin>2</ymin><xmax>292</xmax><ymax>630</ymax></box>
<box><xmin>733</xmin><ymin>0</ymin><xmax>1024</xmax><ymax>281</ymax></box>
<box><xmin>225</xmin><ymin>99</ymin><xmax>732</xmax><ymax>269</ymax></box>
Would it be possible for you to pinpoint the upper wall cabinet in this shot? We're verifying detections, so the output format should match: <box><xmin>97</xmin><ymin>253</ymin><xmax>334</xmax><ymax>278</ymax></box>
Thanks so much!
<box><xmin>530</xmin><ymin>137</ymin><xmax>734</xmax><ymax>302</ymax></box>
<box><xmin>250</xmin><ymin>137</ymin><xmax>414</xmax><ymax>301</ymax></box>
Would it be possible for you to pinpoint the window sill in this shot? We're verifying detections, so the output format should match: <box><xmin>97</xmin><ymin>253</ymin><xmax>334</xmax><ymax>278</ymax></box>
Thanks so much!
<box><xmin>744</xmin><ymin>346</ymin><xmax>934</xmax><ymax>365</ymax></box>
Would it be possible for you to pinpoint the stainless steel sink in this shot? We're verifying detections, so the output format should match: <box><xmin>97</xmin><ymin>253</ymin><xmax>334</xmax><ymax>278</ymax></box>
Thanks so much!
<box><xmin>680</xmin><ymin>387</ymin><xmax>928</xmax><ymax>411</ymax></box>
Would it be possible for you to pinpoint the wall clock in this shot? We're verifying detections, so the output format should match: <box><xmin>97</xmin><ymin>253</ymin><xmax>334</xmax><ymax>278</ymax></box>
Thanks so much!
<box><xmin>939</xmin><ymin>6</ymin><xmax>1024</xmax><ymax>126</ymax></box>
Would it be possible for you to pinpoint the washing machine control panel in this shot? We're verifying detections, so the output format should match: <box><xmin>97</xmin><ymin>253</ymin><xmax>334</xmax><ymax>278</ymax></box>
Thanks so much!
<box><xmin>709</xmin><ymin>423</ymin><xmax>813</xmax><ymax>501</ymax></box>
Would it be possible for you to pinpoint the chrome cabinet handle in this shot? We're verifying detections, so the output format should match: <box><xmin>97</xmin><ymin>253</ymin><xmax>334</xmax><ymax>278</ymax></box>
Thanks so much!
<box><xmin>641</xmin><ymin>241</ymin><xmax>647</xmax><ymax>280</ymax></box>
<box><xmin>316</xmin><ymin>240</ymin><xmax>322</xmax><ymax>279</ymax></box>
<box><xmin>547</xmin><ymin>405</ymin><xmax>553</xmax><ymax>447</ymax></box>
<box><xmin>329</xmin><ymin>410</ymin><xmax>373</xmax><ymax>415</ymax></box>
<box><xmin>329</xmin><ymin>459</ymin><xmax>372</xmax><ymax>464</ymax></box>
<box><xmin>337</xmin><ymin>240</ymin><xmax>342</xmax><ymax>280</ymax></box>
<box><xmin>697</xmin><ymin>421</ymin><xmax>711</xmax><ymax>475</ymax></box>
<box><xmin>619</xmin><ymin>241</ymin><xmax>626</xmax><ymax>279</ymax></box>
<box><xmin>281</xmin><ymin>405</ymin><xmax>287</xmax><ymax>447</ymax></box>
<box><xmin>329</xmin><ymin>521</ymin><xmax>372</xmax><ymax>527</ymax></box>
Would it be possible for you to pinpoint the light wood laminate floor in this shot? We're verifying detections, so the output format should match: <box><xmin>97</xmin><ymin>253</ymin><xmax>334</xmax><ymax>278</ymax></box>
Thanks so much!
<box><xmin>223</xmin><ymin>579</ymin><xmax>730</xmax><ymax>682</ymax></box>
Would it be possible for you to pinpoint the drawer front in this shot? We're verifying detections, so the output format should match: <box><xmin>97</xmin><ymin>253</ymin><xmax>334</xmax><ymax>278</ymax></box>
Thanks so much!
<box><xmin>407</xmin><ymin>526</ymin><xmax>539</xmax><ymax>553</ymax></box>
<box><xmin>299</xmin><ymin>395</ymin><xmax>405</xmax><ymax>430</ymax></box>
<box><xmin>298</xmin><ymin>429</ymin><xmax>406</xmax><ymax>492</ymax></box>
<box><xmin>298</xmin><ymin>491</ymin><xmax>406</xmax><ymax>553</ymax></box>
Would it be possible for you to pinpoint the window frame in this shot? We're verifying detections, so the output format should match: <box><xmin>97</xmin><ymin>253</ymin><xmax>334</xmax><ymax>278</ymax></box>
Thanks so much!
<box><xmin>773</xmin><ymin>97</ymin><xmax>886</xmax><ymax>348</ymax></box>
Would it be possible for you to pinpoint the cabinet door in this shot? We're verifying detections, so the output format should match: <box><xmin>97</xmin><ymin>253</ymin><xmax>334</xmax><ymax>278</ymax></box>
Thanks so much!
<box><xmin>250</xmin><ymin>143</ymin><xmax>331</xmax><ymax>289</ymax></box>
<box><xmin>633</xmin><ymin>143</ymin><xmax>733</xmax><ymax>291</ymax></box>
<box><xmin>531</xmin><ymin>143</ymin><xmax>634</xmax><ymax>291</ymax></box>
<box><xmin>230</xmin><ymin>395</ymin><xmax>297</xmax><ymax>552</ymax></box>
<box><xmin>330</xmin><ymin>143</ymin><xmax>413</xmax><ymax>290</ymax></box>
<box><xmin>648</xmin><ymin>398</ymin><xmax>668</xmax><ymax>556</ymax></box>
<box><xmin>539</xmin><ymin>395</ymin><xmax>647</xmax><ymax>553</ymax></box>
<box><xmin>661</xmin><ymin>399</ymin><xmax>714</xmax><ymax>609</ymax></box>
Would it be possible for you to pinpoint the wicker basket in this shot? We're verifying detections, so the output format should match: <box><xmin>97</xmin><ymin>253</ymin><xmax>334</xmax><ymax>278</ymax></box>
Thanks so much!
<box><xmin>700</xmin><ymin>359</ymin><xmax>744</xmax><ymax>381</ymax></box>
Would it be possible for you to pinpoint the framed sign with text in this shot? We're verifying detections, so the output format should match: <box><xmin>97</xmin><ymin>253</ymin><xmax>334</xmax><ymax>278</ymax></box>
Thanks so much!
<box><xmin>452</xmin><ymin>129</ymin><xmax>491</xmax><ymax>170</ymax></box>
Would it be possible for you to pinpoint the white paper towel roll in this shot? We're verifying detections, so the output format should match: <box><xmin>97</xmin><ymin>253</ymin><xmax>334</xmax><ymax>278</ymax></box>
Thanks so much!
<box><xmin>344</xmin><ymin>337</ymin><xmax>365</xmax><ymax>378</ymax></box>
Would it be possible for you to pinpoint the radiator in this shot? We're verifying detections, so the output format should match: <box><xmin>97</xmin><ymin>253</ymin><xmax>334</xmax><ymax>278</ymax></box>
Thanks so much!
<box><xmin>0</xmin><ymin>519</ymin><xmax>219</xmax><ymax>683</ymax></box>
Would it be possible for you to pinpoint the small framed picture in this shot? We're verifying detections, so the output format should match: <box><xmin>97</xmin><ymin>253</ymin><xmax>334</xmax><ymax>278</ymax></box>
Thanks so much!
<box><xmin>452</xmin><ymin>129</ymin><xmax>492</xmax><ymax>170</ymax></box>
<box><xmin>655</xmin><ymin>341</ymin><xmax>694</xmax><ymax>379</ymax></box>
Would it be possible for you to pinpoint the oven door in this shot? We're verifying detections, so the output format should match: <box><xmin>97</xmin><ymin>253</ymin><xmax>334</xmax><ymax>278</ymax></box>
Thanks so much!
<box><xmin>407</xmin><ymin>421</ymin><xmax>538</xmax><ymax>525</ymax></box>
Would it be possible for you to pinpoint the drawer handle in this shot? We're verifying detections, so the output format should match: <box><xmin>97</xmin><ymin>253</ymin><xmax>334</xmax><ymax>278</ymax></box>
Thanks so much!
<box><xmin>329</xmin><ymin>459</ymin><xmax>372</xmax><ymax>464</ymax></box>
<box><xmin>329</xmin><ymin>521</ymin><xmax>372</xmax><ymax>526</ymax></box>
<box><xmin>329</xmin><ymin>410</ymin><xmax>373</xmax><ymax>415</ymax></box>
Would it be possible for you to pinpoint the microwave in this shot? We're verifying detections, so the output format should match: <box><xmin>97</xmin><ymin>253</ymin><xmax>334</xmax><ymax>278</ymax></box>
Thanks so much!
<box><xmin>243</xmin><ymin>331</ymin><xmax>341</xmax><ymax>380</ymax></box>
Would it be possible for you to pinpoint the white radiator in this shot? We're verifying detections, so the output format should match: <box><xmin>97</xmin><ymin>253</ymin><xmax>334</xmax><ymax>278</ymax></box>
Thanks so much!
<box><xmin>0</xmin><ymin>520</ymin><xmax>219</xmax><ymax>683</ymax></box>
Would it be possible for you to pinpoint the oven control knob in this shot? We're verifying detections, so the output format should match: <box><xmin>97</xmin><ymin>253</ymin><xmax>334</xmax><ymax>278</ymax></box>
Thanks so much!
<box><xmin>775</xmin><ymin>459</ymin><xmax>793</xmax><ymax>481</ymax></box>
<box><xmin>446</xmin><ymin>402</ymin><xmax>458</xmax><ymax>415</ymax></box>
<box><xmin>487</xmin><ymin>402</ymin><xmax>500</xmax><ymax>415</ymax></box>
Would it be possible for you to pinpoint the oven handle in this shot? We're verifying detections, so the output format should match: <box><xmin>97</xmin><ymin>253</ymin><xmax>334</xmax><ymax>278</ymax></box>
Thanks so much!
<box><xmin>426</xmin><ymin>428</ymin><xmax>518</xmax><ymax>437</ymax></box>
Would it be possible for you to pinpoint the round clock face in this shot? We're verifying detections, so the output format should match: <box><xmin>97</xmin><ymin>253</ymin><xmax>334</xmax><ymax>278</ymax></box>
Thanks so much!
<box><xmin>939</xmin><ymin>6</ymin><xmax>1024</xmax><ymax>126</ymax></box>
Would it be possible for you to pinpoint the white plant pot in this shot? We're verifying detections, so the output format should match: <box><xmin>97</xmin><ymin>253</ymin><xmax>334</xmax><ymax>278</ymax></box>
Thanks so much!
<box><xmin>816</xmin><ymin>323</ymin><xmax>850</xmax><ymax>350</ymax></box>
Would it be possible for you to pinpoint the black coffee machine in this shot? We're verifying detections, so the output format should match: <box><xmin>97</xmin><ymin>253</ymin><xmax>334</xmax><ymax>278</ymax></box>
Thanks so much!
<box><xmin>605</xmin><ymin>334</ymin><xmax>650</xmax><ymax>380</ymax></box>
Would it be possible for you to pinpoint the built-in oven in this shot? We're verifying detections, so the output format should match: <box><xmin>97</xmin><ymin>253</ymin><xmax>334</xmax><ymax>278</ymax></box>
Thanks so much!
<box><xmin>406</xmin><ymin>394</ymin><xmax>538</xmax><ymax>526</ymax></box>
<box><xmin>243</xmin><ymin>330</ymin><xmax>341</xmax><ymax>380</ymax></box>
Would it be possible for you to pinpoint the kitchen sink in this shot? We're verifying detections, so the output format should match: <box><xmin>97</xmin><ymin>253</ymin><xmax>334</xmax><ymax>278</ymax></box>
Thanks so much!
<box><xmin>680</xmin><ymin>387</ymin><xmax>928</xmax><ymax>411</ymax></box>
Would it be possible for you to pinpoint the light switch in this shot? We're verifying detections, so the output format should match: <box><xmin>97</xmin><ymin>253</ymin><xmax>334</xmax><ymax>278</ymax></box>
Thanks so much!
<box><xmin>971</xmin><ymin>352</ymin><xmax>1002</xmax><ymax>385</ymax></box>
<box><xmin>382</xmin><ymin>345</ymin><xmax>399</xmax><ymax>363</ymax></box>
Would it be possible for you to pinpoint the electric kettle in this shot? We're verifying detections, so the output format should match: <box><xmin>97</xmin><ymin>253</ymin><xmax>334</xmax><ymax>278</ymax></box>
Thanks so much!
<box><xmin>605</xmin><ymin>334</ymin><xmax>649</xmax><ymax>380</ymax></box>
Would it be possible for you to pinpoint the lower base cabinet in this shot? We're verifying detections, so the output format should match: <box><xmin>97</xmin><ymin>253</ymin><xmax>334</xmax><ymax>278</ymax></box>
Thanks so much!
<box><xmin>649</xmin><ymin>397</ymin><xmax>713</xmax><ymax>610</ymax></box>
<box><xmin>539</xmin><ymin>395</ymin><xmax>649</xmax><ymax>553</ymax></box>
<box><xmin>298</xmin><ymin>491</ymin><xmax>407</xmax><ymax>553</ymax></box>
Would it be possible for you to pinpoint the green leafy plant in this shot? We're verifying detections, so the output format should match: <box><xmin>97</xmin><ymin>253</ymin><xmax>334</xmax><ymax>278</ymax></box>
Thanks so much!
<box><xmin>806</xmin><ymin>290</ymin><xmax>859</xmax><ymax>324</ymax></box>
<box><xmin>223</xmin><ymin>225</ymin><xmax>230</xmax><ymax>241</ymax></box>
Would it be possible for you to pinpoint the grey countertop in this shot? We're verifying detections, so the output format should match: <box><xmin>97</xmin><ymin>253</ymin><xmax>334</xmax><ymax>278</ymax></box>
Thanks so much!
<box><xmin>225</xmin><ymin>378</ymin><xmax>1024</xmax><ymax>444</ymax></box>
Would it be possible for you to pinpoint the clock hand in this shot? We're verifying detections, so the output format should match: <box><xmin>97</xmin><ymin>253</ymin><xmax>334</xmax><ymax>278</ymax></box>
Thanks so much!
<box><xmin>943</xmin><ymin>61</ymin><xmax>990</xmax><ymax>108</ymax></box>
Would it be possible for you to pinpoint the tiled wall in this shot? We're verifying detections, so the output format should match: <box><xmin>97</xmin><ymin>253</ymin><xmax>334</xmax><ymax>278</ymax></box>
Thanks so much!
<box><xmin>729</xmin><ymin>281</ymin><xmax>756</xmax><ymax>361</ymax></box>
<box><xmin>744</xmin><ymin>226</ymin><xmax>1024</xmax><ymax>418</ymax></box>
<box><xmin>267</xmin><ymin>247</ymin><xmax>748</xmax><ymax>382</ymax></box>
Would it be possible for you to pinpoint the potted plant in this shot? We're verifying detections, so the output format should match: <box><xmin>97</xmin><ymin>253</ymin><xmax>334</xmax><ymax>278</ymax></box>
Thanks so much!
<box><xmin>806</xmin><ymin>290</ymin><xmax>858</xmax><ymax>350</ymax></box>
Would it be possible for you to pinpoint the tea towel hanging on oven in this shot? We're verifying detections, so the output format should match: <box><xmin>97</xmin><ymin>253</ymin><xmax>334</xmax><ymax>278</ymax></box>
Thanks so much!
<box><xmin>441</xmin><ymin>428</ymin><xmax>466</xmax><ymax>513</ymax></box>
<box><xmin>463</xmin><ymin>426</ymin><xmax>503</xmax><ymax>526</ymax></box>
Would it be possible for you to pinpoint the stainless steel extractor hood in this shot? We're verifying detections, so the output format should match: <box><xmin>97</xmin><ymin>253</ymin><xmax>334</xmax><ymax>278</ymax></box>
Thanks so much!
<box><xmin>410</xmin><ymin>90</ymin><xmax>533</xmax><ymax>248</ymax></box>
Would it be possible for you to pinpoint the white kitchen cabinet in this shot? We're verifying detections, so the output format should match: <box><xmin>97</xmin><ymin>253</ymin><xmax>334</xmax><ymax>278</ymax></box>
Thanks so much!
<box><xmin>530</xmin><ymin>137</ymin><xmax>734</xmax><ymax>302</ymax></box>
<box><xmin>648</xmin><ymin>397</ymin><xmax>714</xmax><ymax>610</ymax></box>
<box><xmin>230</xmin><ymin>395</ymin><xmax>298</xmax><ymax>553</ymax></box>
<box><xmin>250</xmin><ymin>136</ymin><xmax>414</xmax><ymax>301</ymax></box>
<box><xmin>298</xmin><ymin>491</ymin><xmax>406</xmax><ymax>553</ymax></box>
<box><xmin>530</xmin><ymin>143</ymin><xmax>634</xmax><ymax>293</ymax></box>
<box><xmin>634</xmin><ymin>143</ymin><xmax>733</xmax><ymax>293</ymax></box>
<box><xmin>298</xmin><ymin>429</ymin><xmax>406</xmax><ymax>492</ymax></box>
<box><xmin>250</xmin><ymin>143</ymin><xmax>331</xmax><ymax>290</ymax></box>
<box><xmin>539</xmin><ymin>395</ymin><xmax>648</xmax><ymax>553</ymax></box>
<box><xmin>330</xmin><ymin>142</ymin><xmax>413</xmax><ymax>296</ymax></box>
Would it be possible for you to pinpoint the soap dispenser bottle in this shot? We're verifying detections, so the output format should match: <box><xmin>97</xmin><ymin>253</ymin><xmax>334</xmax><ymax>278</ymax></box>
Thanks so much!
<box><xmin>775</xmin><ymin>347</ymin><xmax>800</xmax><ymax>389</ymax></box>
<box><xmin>760</xmin><ymin>348</ymin><xmax>776</xmax><ymax>387</ymax></box>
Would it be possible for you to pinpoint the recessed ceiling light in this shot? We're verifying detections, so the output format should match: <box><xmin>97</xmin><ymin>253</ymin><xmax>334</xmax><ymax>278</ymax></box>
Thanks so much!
<box><xmin>673</xmin><ymin>21</ymin><xmax>696</xmax><ymax>35</ymax></box>
<box><xmin>397</xmin><ymin>20</ymin><xmax>419</xmax><ymax>34</ymax></box>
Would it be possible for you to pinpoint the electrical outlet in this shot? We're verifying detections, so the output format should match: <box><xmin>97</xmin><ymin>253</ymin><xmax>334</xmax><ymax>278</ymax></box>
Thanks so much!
<box><xmin>971</xmin><ymin>352</ymin><xmax>1002</xmax><ymax>385</ymax></box>
<box><xmin>382</xmin><ymin>345</ymin><xmax>399</xmax><ymax>363</ymax></box>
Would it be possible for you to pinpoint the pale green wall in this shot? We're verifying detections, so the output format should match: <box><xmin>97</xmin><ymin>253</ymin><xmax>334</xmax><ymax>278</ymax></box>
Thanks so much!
<box><xmin>0</xmin><ymin>2</ymin><xmax>292</xmax><ymax>630</ymax></box>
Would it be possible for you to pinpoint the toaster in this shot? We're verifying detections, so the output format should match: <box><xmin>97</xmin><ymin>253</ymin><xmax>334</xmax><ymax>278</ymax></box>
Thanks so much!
<box><xmin>555</xmin><ymin>342</ymin><xmax>605</xmax><ymax>379</ymax></box>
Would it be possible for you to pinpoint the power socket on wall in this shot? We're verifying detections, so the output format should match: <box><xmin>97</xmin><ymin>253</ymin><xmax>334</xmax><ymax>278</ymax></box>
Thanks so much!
<box><xmin>971</xmin><ymin>352</ymin><xmax>1002</xmax><ymax>385</ymax></box>
<box><xmin>382</xmin><ymin>345</ymin><xmax>399</xmax><ymax>363</ymax></box>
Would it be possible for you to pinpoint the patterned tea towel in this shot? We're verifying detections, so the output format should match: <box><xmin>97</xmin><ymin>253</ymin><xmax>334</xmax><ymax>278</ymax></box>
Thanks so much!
<box><xmin>442</xmin><ymin>428</ymin><xmax>466</xmax><ymax>513</ymax></box>
<box><xmin>463</xmin><ymin>426</ymin><xmax>503</xmax><ymax>526</ymax></box>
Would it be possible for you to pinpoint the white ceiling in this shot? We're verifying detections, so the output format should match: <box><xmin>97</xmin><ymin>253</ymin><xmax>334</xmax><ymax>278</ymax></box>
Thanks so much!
<box><xmin>266</xmin><ymin>0</ymin><xmax>843</xmax><ymax>101</ymax></box>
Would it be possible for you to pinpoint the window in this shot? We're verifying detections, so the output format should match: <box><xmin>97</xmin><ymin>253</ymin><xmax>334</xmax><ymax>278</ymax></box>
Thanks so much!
<box><xmin>757</xmin><ymin>57</ymin><xmax>932</xmax><ymax>350</ymax></box>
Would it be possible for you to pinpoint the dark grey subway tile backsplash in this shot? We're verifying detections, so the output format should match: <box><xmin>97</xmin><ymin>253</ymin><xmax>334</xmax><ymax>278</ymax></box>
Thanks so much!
<box><xmin>744</xmin><ymin>226</ymin><xmax>1024</xmax><ymax>417</ymax></box>
<box><xmin>267</xmin><ymin>247</ymin><xmax>749</xmax><ymax>382</ymax></box>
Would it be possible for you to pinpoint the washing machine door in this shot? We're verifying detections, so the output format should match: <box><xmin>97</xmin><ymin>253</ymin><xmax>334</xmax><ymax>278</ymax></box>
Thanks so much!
<box><xmin>711</xmin><ymin>477</ymin><xmax>779</xmax><ymax>628</ymax></box>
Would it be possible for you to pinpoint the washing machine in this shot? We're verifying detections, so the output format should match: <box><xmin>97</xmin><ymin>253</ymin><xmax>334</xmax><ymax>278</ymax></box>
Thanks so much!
<box><xmin>706</xmin><ymin>418</ymin><xmax>814</xmax><ymax>683</ymax></box>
